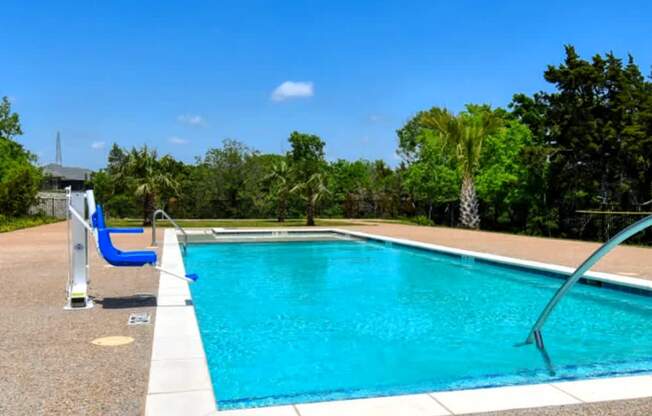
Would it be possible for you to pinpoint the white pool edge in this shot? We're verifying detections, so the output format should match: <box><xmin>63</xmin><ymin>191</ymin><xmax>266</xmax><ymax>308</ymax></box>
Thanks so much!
<box><xmin>145</xmin><ymin>229</ymin><xmax>217</xmax><ymax>416</ymax></box>
<box><xmin>329</xmin><ymin>228</ymin><xmax>652</xmax><ymax>291</ymax></box>
<box><xmin>150</xmin><ymin>227</ymin><xmax>652</xmax><ymax>415</ymax></box>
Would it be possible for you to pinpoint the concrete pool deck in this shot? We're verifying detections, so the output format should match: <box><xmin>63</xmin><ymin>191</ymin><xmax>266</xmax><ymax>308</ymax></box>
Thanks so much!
<box><xmin>0</xmin><ymin>221</ymin><xmax>161</xmax><ymax>415</ymax></box>
<box><xmin>3</xmin><ymin>221</ymin><xmax>652</xmax><ymax>415</ymax></box>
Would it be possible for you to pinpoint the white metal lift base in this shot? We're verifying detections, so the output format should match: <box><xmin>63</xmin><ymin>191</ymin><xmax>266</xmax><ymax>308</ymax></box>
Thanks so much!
<box><xmin>64</xmin><ymin>189</ymin><xmax>94</xmax><ymax>310</ymax></box>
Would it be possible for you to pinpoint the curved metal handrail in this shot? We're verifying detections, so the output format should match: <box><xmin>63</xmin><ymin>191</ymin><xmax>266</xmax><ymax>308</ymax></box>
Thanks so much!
<box><xmin>151</xmin><ymin>209</ymin><xmax>188</xmax><ymax>254</ymax></box>
<box><xmin>525</xmin><ymin>215</ymin><xmax>652</xmax><ymax>348</ymax></box>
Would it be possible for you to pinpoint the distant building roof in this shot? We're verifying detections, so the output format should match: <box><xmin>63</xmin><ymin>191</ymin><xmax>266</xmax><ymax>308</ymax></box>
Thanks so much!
<box><xmin>42</xmin><ymin>163</ymin><xmax>93</xmax><ymax>181</ymax></box>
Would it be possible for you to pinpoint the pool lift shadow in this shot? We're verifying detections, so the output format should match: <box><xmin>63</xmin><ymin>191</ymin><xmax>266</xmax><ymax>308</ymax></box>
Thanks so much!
<box><xmin>516</xmin><ymin>215</ymin><xmax>652</xmax><ymax>377</ymax></box>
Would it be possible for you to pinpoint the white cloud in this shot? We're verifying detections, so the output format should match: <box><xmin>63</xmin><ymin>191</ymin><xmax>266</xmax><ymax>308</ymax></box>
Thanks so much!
<box><xmin>271</xmin><ymin>81</ymin><xmax>314</xmax><ymax>101</ymax></box>
<box><xmin>177</xmin><ymin>114</ymin><xmax>205</xmax><ymax>126</ymax></box>
<box><xmin>91</xmin><ymin>141</ymin><xmax>105</xmax><ymax>150</ymax></box>
<box><xmin>168</xmin><ymin>136</ymin><xmax>188</xmax><ymax>145</ymax></box>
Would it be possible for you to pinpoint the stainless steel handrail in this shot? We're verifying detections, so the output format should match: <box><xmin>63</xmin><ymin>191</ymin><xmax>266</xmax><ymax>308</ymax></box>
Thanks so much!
<box><xmin>524</xmin><ymin>215</ymin><xmax>652</xmax><ymax>348</ymax></box>
<box><xmin>151</xmin><ymin>209</ymin><xmax>188</xmax><ymax>254</ymax></box>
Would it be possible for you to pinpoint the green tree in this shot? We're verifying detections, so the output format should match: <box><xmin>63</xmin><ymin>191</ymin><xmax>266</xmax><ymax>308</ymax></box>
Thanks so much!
<box><xmin>118</xmin><ymin>146</ymin><xmax>179</xmax><ymax>225</ymax></box>
<box><xmin>193</xmin><ymin>140</ymin><xmax>263</xmax><ymax>218</ymax></box>
<box><xmin>0</xmin><ymin>97</ymin><xmax>22</xmax><ymax>139</ymax></box>
<box><xmin>422</xmin><ymin>105</ymin><xmax>502</xmax><ymax>229</ymax></box>
<box><xmin>90</xmin><ymin>143</ymin><xmax>139</xmax><ymax>218</ymax></box>
<box><xmin>291</xmin><ymin>173</ymin><xmax>329</xmax><ymax>226</ymax></box>
<box><xmin>0</xmin><ymin>97</ymin><xmax>42</xmax><ymax>217</ymax></box>
<box><xmin>476</xmin><ymin>119</ymin><xmax>533</xmax><ymax>228</ymax></box>
<box><xmin>512</xmin><ymin>46</ymin><xmax>652</xmax><ymax>237</ymax></box>
<box><xmin>107</xmin><ymin>143</ymin><xmax>127</xmax><ymax>175</ymax></box>
<box><xmin>328</xmin><ymin>159</ymin><xmax>372</xmax><ymax>218</ymax></box>
<box><xmin>369</xmin><ymin>160</ymin><xmax>401</xmax><ymax>218</ymax></box>
<box><xmin>287</xmin><ymin>131</ymin><xmax>328</xmax><ymax>225</ymax></box>
<box><xmin>403</xmin><ymin>129</ymin><xmax>459</xmax><ymax>220</ymax></box>
<box><xmin>264</xmin><ymin>160</ymin><xmax>292</xmax><ymax>222</ymax></box>
<box><xmin>508</xmin><ymin>94</ymin><xmax>556</xmax><ymax>235</ymax></box>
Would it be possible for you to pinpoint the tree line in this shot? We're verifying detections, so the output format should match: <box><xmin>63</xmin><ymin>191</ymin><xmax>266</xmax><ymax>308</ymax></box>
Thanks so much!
<box><xmin>0</xmin><ymin>97</ymin><xmax>42</xmax><ymax>222</ymax></box>
<box><xmin>2</xmin><ymin>46</ymin><xmax>651</xmax><ymax>242</ymax></box>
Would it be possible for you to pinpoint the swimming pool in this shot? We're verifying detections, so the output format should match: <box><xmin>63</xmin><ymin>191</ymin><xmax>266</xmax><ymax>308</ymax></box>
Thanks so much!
<box><xmin>185</xmin><ymin>234</ymin><xmax>652</xmax><ymax>410</ymax></box>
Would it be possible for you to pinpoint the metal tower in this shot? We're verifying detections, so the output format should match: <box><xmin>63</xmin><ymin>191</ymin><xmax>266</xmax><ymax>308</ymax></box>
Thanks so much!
<box><xmin>55</xmin><ymin>132</ymin><xmax>62</xmax><ymax>165</ymax></box>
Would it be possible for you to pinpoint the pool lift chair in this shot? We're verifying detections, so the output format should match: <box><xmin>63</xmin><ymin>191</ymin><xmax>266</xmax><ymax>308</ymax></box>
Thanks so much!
<box><xmin>64</xmin><ymin>187</ymin><xmax>198</xmax><ymax>310</ymax></box>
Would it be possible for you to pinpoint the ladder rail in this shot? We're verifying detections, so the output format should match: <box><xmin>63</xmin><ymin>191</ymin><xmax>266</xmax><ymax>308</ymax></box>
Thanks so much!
<box><xmin>525</xmin><ymin>215</ymin><xmax>652</xmax><ymax>347</ymax></box>
<box><xmin>151</xmin><ymin>209</ymin><xmax>188</xmax><ymax>254</ymax></box>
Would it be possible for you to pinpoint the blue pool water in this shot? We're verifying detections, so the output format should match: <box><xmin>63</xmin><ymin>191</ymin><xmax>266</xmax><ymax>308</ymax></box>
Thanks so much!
<box><xmin>185</xmin><ymin>239</ymin><xmax>652</xmax><ymax>409</ymax></box>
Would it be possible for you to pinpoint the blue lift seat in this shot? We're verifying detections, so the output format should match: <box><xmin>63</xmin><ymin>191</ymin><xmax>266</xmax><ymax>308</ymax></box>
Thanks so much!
<box><xmin>91</xmin><ymin>205</ymin><xmax>158</xmax><ymax>267</ymax></box>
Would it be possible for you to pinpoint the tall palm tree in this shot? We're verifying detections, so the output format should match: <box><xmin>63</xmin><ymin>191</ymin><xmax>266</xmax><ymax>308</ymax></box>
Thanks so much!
<box><xmin>422</xmin><ymin>107</ymin><xmax>501</xmax><ymax>229</ymax></box>
<box><xmin>119</xmin><ymin>146</ymin><xmax>179</xmax><ymax>225</ymax></box>
<box><xmin>264</xmin><ymin>160</ymin><xmax>292</xmax><ymax>222</ymax></box>
<box><xmin>291</xmin><ymin>172</ymin><xmax>329</xmax><ymax>226</ymax></box>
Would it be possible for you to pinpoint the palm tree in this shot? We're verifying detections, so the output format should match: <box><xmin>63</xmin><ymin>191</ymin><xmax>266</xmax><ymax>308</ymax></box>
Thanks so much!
<box><xmin>291</xmin><ymin>172</ymin><xmax>329</xmax><ymax>226</ymax></box>
<box><xmin>264</xmin><ymin>160</ymin><xmax>292</xmax><ymax>222</ymax></box>
<box><xmin>422</xmin><ymin>107</ymin><xmax>501</xmax><ymax>229</ymax></box>
<box><xmin>119</xmin><ymin>146</ymin><xmax>179</xmax><ymax>225</ymax></box>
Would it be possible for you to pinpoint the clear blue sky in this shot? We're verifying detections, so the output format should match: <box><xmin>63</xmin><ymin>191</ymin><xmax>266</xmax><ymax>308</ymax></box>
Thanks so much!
<box><xmin>2</xmin><ymin>1</ymin><xmax>651</xmax><ymax>169</ymax></box>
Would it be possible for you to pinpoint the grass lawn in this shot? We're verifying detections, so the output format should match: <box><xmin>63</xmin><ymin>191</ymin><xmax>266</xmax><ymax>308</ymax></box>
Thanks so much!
<box><xmin>107</xmin><ymin>218</ymin><xmax>368</xmax><ymax>228</ymax></box>
<box><xmin>0</xmin><ymin>216</ymin><xmax>62</xmax><ymax>233</ymax></box>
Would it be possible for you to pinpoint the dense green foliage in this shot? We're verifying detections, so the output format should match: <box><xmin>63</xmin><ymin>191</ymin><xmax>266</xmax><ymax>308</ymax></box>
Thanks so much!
<box><xmin>93</xmin><ymin>136</ymin><xmax>404</xmax><ymax>226</ymax></box>
<box><xmin>106</xmin><ymin>218</ymin><xmax>362</xmax><ymax>228</ymax></box>
<box><xmin>0</xmin><ymin>97</ymin><xmax>42</xmax><ymax>218</ymax></box>
<box><xmin>92</xmin><ymin>144</ymin><xmax>179</xmax><ymax>224</ymax></box>
<box><xmin>510</xmin><ymin>46</ymin><xmax>652</xmax><ymax>238</ymax></box>
<box><xmin>4</xmin><ymin>46</ymin><xmax>651</xmax><ymax>242</ymax></box>
<box><xmin>287</xmin><ymin>132</ymin><xmax>329</xmax><ymax>226</ymax></box>
<box><xmin>86</xmin><ymin>47</ymin><xmax>651</xmax><ymax>240</ymax></box>
<box><xmin>0</xmin><ymin>214</ymin><xmax>61</xmax><ymax>233</ymax></box>
<box><xmin>419</xmin><ymin>105</ymin><xmax>503</xmax><ymax>228</ymax></box>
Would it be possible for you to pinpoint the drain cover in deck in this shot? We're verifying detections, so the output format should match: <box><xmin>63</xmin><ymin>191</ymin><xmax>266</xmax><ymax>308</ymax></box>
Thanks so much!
<box><xmin>91</xmin><ymin>336</ymin><xmax>134</xmax><ymax>346</ymax></box>
<box><xmin>127</xmin><ymin>312</ymin><xmax>152</xmax><ymax>326</ymax></box>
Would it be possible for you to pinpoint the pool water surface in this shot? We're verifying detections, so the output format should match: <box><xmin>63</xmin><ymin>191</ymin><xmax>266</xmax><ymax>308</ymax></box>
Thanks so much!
<box><xmin>185</xmin><ymin>239</ymin><xmax>652</xmax><ymax>409</ymax></box>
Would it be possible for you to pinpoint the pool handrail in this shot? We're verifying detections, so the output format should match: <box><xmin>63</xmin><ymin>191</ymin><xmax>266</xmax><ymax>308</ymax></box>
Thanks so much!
<box><xmin>151</xmin><ymin>209</ymin><xmax>188</xmax><ymax>254</ymax></box>
<box><xmin>524</xmin><ymin>214</ymin><xmax>652</xmax><ymax>348</ymax></box>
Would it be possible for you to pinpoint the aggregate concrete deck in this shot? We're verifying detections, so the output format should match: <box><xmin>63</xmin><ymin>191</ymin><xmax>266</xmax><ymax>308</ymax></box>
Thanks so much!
<box><xmin>0</xmin><ymin>221</ymin><xmax>161</xmax><ymax>415</ymax></box>
<box><xmin>346</xmin><ymin>222</ymin><xmax>652</xmax><ymax>280</ymax></box>
<box><xmin>2</xmin><ymin>221</ymin><xmax>652</xmax><ymax>415</ymax></box>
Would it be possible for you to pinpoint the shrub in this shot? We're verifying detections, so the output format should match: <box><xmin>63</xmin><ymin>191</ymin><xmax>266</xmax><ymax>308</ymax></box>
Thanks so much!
<box><xmin>411</xmin><ymin>215</ymin><xmax>434</xmax><ymax>226</ymax></box>
<box><xmin>0</xmin><ymin>161</ymin><xmax>41</xmax><ymax>217</ymax></box>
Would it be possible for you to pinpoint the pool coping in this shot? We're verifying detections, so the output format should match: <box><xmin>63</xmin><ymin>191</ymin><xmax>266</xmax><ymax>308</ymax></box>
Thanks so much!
<box><xmin>147</xmin><ymin>227</ymin><xmax>652</xmax><ymax>415</ymax></box>
<box><xmin>144</xmin><ymin>229</ymin><xmax>217</xmax><ymax>416</ymax></box>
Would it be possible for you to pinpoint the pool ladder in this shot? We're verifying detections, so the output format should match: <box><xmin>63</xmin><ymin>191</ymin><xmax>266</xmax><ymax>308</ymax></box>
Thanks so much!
<box><xmin>151</xmin><ymin>209</ymin><xmax>188</xmax><ymax>254</ymax></box>
<box><xmin>524</xmin><ymin>215</ymin><xmax>652</xmax><ymax>350</ymax></box>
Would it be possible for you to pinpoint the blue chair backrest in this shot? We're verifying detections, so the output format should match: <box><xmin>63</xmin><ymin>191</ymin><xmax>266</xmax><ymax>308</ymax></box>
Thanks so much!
<box><xmin>92</xmin><ymin>204</ymin><xmax>157</xmax><ymax>267</ymax></box>
<box><xmin>92</xmin><ymin>205</ymin><xmax>107</xmax><ymax>229</ymax></box>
